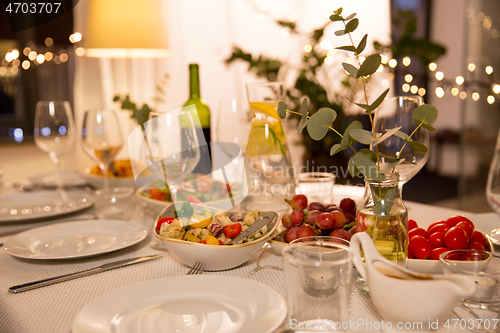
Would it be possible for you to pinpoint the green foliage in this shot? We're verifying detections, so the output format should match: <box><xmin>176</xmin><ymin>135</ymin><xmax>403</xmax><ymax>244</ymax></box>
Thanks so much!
<box><xmin>113</xmin><ymin>95</ymin><xmax>152</xmax><ymax>127</ymax></box>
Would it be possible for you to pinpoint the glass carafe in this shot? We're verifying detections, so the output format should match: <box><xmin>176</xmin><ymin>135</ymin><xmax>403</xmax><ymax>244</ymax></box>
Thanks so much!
<box><xmin>244</xmin><ymin>82</ymin><xmax>295</xmax><ymax>212</ymax></box>
<box><xmin>356</xmin><ymin>172</ymin><xmax>408</xmax><ymax>269</ymax></box>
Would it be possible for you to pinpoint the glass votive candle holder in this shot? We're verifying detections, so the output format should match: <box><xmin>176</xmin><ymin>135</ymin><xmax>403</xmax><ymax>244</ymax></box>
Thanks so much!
<box><xmin>297</xmin><ymin>172</ymin><xmax>335</xmax><ymax>204</ymax></box>
<box><xmin>282</xmin><ymin>236</ymin><xmax>352</xmax><ymax>330</ymax></box>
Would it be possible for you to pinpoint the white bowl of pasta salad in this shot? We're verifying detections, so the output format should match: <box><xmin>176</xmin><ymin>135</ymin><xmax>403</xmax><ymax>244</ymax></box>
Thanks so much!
<box><xmin>153</xmin><ymin>202</ymin><xmax>279</xmax><ymax>271</ymax></box>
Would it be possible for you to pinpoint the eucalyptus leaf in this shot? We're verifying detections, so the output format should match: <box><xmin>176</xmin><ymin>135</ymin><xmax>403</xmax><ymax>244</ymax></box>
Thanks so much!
<box><xmin>336</xmin><ymin>45</ymin><xmax>357</xmax><ymax>53</ymax></box>
<box><xmin>277</xmin><ymin>101</ymin><xmax>287</xmax><ymax>119</ymax></box>
<box><xmin>348</xmin><ymin>149</ymin><xmax>377</xmax><ymax>177</ymax></box>
<box><xmin>354</xmin><ymin>157</ymin><xmax>384</xmax><ymax>181</ymax></box>
<box><xmin>393</xmin><ymin>131</ymin><xmax>410</xmax><ymax>141</ymax></box>
<box><xmin>380</xmin><ymin>159</ymin><xmax>404</xmax><ymax>174</ymax></box>
<box><xmin>307</xmin><ymin>109</ymin><xmax>334</xmax><ymax>140</ymax></box>
<box><xmin>408</xmin><ymin>140</ymin><xmax>428</xmax><ymax>152</ymax></box>
<box><xmin>345</xmin><ymin>13</ymin><xmax>356</xmax><ymax>20</ymax></box>
<box><xmin>371</xmin><ymin>185</ymin><xmax>397</xmax><ymax>215</ymax></box>
<box><xmin>318</xmin><ymin>107</ymin><xmax>337</xmax><ymax>122</ymax></box>
<box><xmin>345</xmin><ymin>18</ymin><xmax>359</xmax><ymax>33</ymax></box>
<box><xmin>301</xmin><ymin>98</ymin><xmax>308</xmax><ymax>119</ymax></box>
<box><xmin>367</xmin><ymin>88</ymin><xmax>390</xmax><ymax>112</ymax></box>
<box><xmin>330</xmin><ymin>143</ymin><xmax>342</xmax><ymax>156</ymax></box>
<box><xmin>342</xmin><ymin>63</ymin><xmax>358</xmax><ymax>77</ymax></box>
<box><xmin>420</xmin><ymin>122</ymin><xmax>437</xmax><ymax>131</ymax></box>
<box><xmin>357</xmin><ymin>34</ymin><xmax>368</xmax><ymax>54</ymax></box>
<box><xmin>379</xmin><ymin>152</ymin><xmax>400</xmax><ymax>162</ymax></box>
<box><xmin>341</xmin><ymin>121</ymin><xmax>362</xmax><ymax>149</ymax></box>
<box><xmin>330</xmin><ymin>14</ymin><xmax>343</xmax><ymax>21</ymax></box>
<box><xmin>356</xmin><ymin>53</ymin><xmax>381</xmax><ymax>78</ymax></box>
<box><xmin>335</xmin><ymin>29</ymin><xmax>347</xmax><ymax>36</ymax></box>
<box><xmin>413</xmin><ymin>105</ymin><xmax>438</xmax><ymax>124</ymax></box>
<box><xmin>353</xmin><ymin>101</ymin><xmax>370</xmax><ymax>111</ymax></box>
<box><xmin>372</xmin><ymin>126</ymin><xmax>402</xmax><ymax>146</ymax></box>
<box><xmin>350</xmin><ymin>128</ymin><xmax>375</xmax><ymax>145</ymax></box>
<box><xmin>297</xmin><ymin>118</ymin><xmax>307</xmax><ymax>134</ymax></box>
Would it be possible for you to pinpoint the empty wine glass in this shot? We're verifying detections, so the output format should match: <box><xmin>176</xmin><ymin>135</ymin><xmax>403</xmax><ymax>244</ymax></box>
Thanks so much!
<box><xmin>487</xmin><ymin>129</ymin><xmax>500</xmax><ymax>215</ymax></box>
<box><xmin>145</xmin><ymin>109</ymin><xmax>201</xmax><ymax>203</ymax></box>
<box><xmin>34</xmin><ymin>101</ymin><xmax>76</xmax><ymax>198</ymax></box>
<box><xmin>373</xmin><ymin>96</ymin><xmax>430</xmax><ymax>196</ymax></box>
<box><xmin>81</xmin><ymin>109</ymin><xmax>123</xmax><ymax>189</ymax></box>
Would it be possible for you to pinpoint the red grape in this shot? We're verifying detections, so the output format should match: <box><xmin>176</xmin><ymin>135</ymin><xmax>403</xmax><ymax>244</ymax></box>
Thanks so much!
<box><xmin>281</xmin><ymin>213</ymin><xmax>294</xmax><ymax>228</ymax></box>
<box><xmin>290</xmin><ymin>210</ymin><xmax>304</xmax><ymax>225</ymax></box>
<box><xmin>344</xmin><ymin>213</ymin><xmax>355</xmax><ymax>224</ymax></box>
<box><xmin>316</xmin><ymin>213</ymin><xmax>335</xmax><ymax>230</ymax></box>
<box><xmin>297</xmin><ymin>224</ymin><xmax>315</xmax><ymax>239</ymax></box>
<box><xmin>326</xmin><ymin>206</ymin><xmax>343</xmax><ymax>213</ymax></box>
<box><xmin>290</xmin><ymin>194</ymin><xmax>307</xmax><ymax>211</ymax></box>
<box><xmin>330</xmin><ymin>210</ymin><xmax>346</xmax><ymax>229</ymax></box>
<box><xmin>306</xmin><ymin>210</ymin><xmax>322</xmax><ymax>225</ymax></box>
<box><xmin>309</xmin><ymin>202</ymin><xmax>325</xmax><ymax>212</ymax></box>
<box><xmin>330</xmin><ymin>229</ymin><xmax>350</xmax><ymax>242</ymax></box>
<box><xmin>285</xmin><ymin>227</ymin><xmax>300</xmax><ymax>243</ymax></box>
<box><xmin>348</xmin><ymin>226</ymin><xmax>357</xmax><ymax>238</ymax></box>
<box><xmin>339</xmin><ymin>198</ymin><xmax>356</xmax><ymax>215</ymax></box>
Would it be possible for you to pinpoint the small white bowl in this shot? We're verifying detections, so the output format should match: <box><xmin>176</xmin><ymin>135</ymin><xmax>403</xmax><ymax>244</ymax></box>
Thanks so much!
<box><xmin>154</xmin><ymin>204</ymin><xmax>280</xmax><ymax>271</ymax></box>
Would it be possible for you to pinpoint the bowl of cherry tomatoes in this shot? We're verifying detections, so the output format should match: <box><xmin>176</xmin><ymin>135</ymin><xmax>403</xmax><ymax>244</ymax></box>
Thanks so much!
<box><xmin>407</xmin><ymin>215</ymin><xmax>493</xmax><ymax>274</ymax></box>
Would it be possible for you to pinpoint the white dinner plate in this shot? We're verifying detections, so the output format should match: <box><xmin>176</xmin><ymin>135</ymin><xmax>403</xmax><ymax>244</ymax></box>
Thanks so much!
<box><xmin>72</xmin><ymin>275</ymin><xmax>287</xmax><ymax>333</ymax></box>
<box><xmin>4</xmin><ymin>220</ymin><xmax>148</xmax><ymax>259</ymax></box>
<box><xmin>0</xmin><ymin>190</ymin><xmax>94</xmax><ymax>223</ymax></box>
<box><xmin>29</xmin><ymin>170</ymin><xmax>87</xmax><ymax>187</ymax></box>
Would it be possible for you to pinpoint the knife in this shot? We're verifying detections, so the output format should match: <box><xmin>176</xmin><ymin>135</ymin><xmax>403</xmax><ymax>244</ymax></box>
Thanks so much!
<box><xmin>8</xmin><ymin>254</ymin><xmax>163</xmax><ymax>294</ymax></box>
<box><xmin>228</xmin><ymin>212</ymin><xmax>277</xmax><ymax>245</ymax></box>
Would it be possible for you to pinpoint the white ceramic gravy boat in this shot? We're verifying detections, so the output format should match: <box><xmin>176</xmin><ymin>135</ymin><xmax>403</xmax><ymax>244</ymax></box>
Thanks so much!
<box><xmin>350</xmin><ymin>233</ymin><xmax>476</xmax><ymax>332</ymax></box>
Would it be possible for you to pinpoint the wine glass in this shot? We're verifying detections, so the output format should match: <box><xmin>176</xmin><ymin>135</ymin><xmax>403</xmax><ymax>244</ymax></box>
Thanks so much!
<box><xmin>81</xmin><ymin>109</ymin><xmax>123</xmax><ymax>189</ymax></box>
<box><xmin>34</xmin><ymin>101</ymin><xmax>76</xmax><ymax>197</ymax></box>
<box><xmin>373</xmin><ymin>96</ymin><xmax>430</xmax><ymax>196</ymax></box>
<box><xmin>244</xmin><ymin>82</ymin><xmax>295</xmax><ymax>212</ymax></box>
<box><xmin>487</xmin><ymin>129</ymin><xmax>500</xmax><ymax>215</ymax></box>
<box><xmin>144</xmin><ymin>109</ymin><xmax>201</xmax><ymax>203</ymax></box>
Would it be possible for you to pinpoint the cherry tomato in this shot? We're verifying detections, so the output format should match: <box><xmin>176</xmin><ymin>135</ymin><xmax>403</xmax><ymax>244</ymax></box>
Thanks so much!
<box><xmin>409</xmin><ymin>235</ymin><xmax>432</xmax><ymax>259</ymax></box>
<box><xmin>150</xmin><ymin>189</ymin><xmax>168</xmax><ymax>201</ymax></box>
<box><xmin>467</xmin><ymin>242</ymin><xmax>485</xmax><ymax>251</ymax></box>
<box><xmin>446</xmin><ymin>215</ymin><xmax>473</xmax><ymax>228</ymax></box>
<box><xmin>444</xmin><ymin>252</ymin><xmax>461</xmax><ymax>260</ymax></box>
<box><xmin>469</xmin><ymin>231</ymin><xmax>488</xmax><ymax>249</ymax></box>
<box><xmin>156</xmin><ymin>217</ymin><xmax>175</xmax><ymax>230</ymax></box>
<box><xmin>408</xmin><ymin>219</ymin><xmax>418</xmax><ymax>231</ymax></box>
<box><xmin>428</xmin><ymin>231</ymin><xmax>445</xmax><ymax>248</ymax></box>
<box><xmin>444</xmin><ymin>226</ymin><xmax>469</xmax><ymax>250</ymax></box>
<box><xmin>426</xmin><ymin>223</ymin><xmax>450</xmax><ymax>238</ymax></box>
<box><xmin>455</xmin><ymin>221</ymin><xmax>474</xmax><ymax>239</ymax></box>
<box><xmin>427</xmin><ymin>220</ymin><xmax>447</xmax><ymax>232</ymax></box>
<box><xmin>461</xmin><ymin>252</ymin><xmax>483</xmax><ymax>261</ymax></box>
<box><xmin>430</xmin><ymin>247</ymin><xmax>451</xmax><ymax>260</ymax></box>
<box><xmin>408</xmin><ymin>228</ymin><xmax>427</xmax><ymax>240</ymax></box>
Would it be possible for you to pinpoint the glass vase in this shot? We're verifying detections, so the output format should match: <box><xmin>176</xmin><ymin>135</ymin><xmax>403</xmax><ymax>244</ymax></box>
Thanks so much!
<box><xmin>356</xmin><ymin>172</ymin><xmax>408</xmax><ymax>269</ymax></box>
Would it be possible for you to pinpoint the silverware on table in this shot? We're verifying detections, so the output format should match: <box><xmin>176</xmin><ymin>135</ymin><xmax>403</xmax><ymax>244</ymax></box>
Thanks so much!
<box><xmin>227</xmin><ymin>212</ymin><xmax>277</xmax><ymax>245</ymax></box>
<box><xmin>186</xmin><ymin>261</ymin><xmax>206</xmax><ymax>275</ymax></box>
<box><xmin>8</xmin><ymin>254</ymin><xmax>163</xmax><ymax>293</ymax></box>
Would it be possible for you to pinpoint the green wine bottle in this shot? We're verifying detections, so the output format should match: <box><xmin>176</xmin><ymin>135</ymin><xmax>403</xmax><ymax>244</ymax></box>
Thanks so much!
<box><xmin>183</xmin><ymin>64</ymin><xmax>211</xmax><ymax>174</ymax></box>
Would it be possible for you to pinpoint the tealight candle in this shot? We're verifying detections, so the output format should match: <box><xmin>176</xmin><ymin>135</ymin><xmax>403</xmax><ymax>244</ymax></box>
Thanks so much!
<box><xmin>462</xmin><ymin>275</ymin><xmax>496</xmax><ymax>301</ymax></box>
<box><xmin>304</xmin><ymin>268</ymin><xmax>337</xmax><ymax>297</ymax></box>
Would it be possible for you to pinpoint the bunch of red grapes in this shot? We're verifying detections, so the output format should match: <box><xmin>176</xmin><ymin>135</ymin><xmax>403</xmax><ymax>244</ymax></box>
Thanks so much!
<box><xmin>281</xmin><ymin>194</ymin><xmax>358</xmax><ymax>243</ymax></box>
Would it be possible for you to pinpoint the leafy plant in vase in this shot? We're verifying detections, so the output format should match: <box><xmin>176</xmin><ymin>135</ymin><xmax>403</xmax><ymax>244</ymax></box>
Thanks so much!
<box><xmin>277</xmin><ymin>8</ymin><xmax>438</xmax><ymax>268</ymax></box>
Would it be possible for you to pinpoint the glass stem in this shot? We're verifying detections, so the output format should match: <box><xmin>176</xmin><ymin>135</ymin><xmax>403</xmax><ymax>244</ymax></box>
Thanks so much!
<box><xmin>100</xmin><ymin>163</ymin><xmax>110</xmax><ymax>189</ymax></box>
<box><xmin>170</xmin><ymin>184</ymin><xmax>178</xmax><ymax>203</ymax></box>
<box><xmin>52</xmin><ymin>156</ymin><xmax>69</xmax><ymax>201</ymax></box>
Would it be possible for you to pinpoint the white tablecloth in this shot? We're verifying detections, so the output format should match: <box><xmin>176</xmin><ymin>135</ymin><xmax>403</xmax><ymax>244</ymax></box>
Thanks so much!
<box><xmin>0</xmin><ymin>201</ymin><xmax>499</xmax><ymax>333</ymax></box>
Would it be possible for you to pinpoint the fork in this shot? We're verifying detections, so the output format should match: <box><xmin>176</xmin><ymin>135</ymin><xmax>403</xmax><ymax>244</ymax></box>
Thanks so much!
<box><xmin>186</xmin><ymin>261</ymin><xmax>206</xmax><ymax>275</ymax></box>
<box><xmin>248</xmin><ymin>244</ymin><xmax>283</xmax><ymax>275</ymax></box>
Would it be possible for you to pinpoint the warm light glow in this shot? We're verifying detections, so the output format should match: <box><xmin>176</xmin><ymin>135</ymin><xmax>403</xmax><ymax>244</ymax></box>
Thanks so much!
<box><xmin>451</xmin><ymin>87</ymin><xmax>459</xmax><ymax>96</ymax></box>
<box><xmin>418</xmin><ymin>88</ymin><xmax>426</xmax><ymax>96</ymax></box>
<box><xmin>435</xmin><ymin>87</ymin><xmax>445</xmax><ymax>98</ymax></box>
<box><xmin>429</xmin><ymin>62</ymin><xmax>437</xmax><ymax>71</ymax></box>
<box><xmin>387</xmin><ymin>72</ymin><xmax>394</xmax><ymax>80</ymax></box>
<box><xmin>280</xmin><ymin>29</ymin><xmax>289</xmax><ymax>40</ymax></box>
<box><xmin>487</xmin><ymin>95</ymin><xmax>495</xmax><ymax>104</ymax></box>
<box><xmin>388</xmin><ymin>59</ymin><xmax>397</xmax><ymax>68</ymax></box>
<box><xmin>73</xmin><ymin>32</ymin><xmax>82</xmax><ymax>42</ymax></box>
<box><xmin>257</xmin><ymin>13</ymin><xmax>265</xmax><ymax>21</ymax></box>
<box><xmin>10</xmin><ymin>67</ymin><xmax>18</xmax><ymax>74</ymax></box>
<box><xmin>435</xmin><ymin>71</ymin><xmax>444</xmax><ymax>81</ymax></box>
<box><xmin>260</xmin><ymin>3</ymin><xmax>270</xmax><ymax>12</ymax></box>
<box><xmin>381</xmin><ymin>79</ymin><xmax>389</xmax><ymax>87</ymax></box>
<box><xmin>327</xmin><ymin>50</ymin><xmax>337</xmax><ymax>58</ymax></box>
<box><xmin>320</xmin><ymin>40</ymin><xmax>332</xmax><ymax>50</ymax></box>
<box><xmin>5</xmin><ymin>52</ymin><xmax>13</xmax><ymax>62</ymax></box>
<box><xmin>246</xmin><ymin>1</ymin><xmax>255</xmax><ymax>9</ymax></box>
<box><xmin>472</xmin><ymin>92</ymin><xmax>480</xmax><ymax>101</ymax></box>
<box><xmin>324</xmin><ymin>57</ymin><xmax>332</xmax><ymax>65</ymax></box>
<box><xmin>28</xmin><ymin>51</ymin><xmax>37</xmax><ymax>61</ymax></box>
<box><xmin>36</xmin><ymin>54</ymin><xmax>45</xmax><ymax>64</ymax></box>
<box><xmin>459</xmin><ymin>91</ymin><xmax>467</xmax><ymax>100</ymax></box>
<box><xmin>54</xmin><ymin>56</ymin><xmax>61</xmax><ymax>64</ymax></box>
<box><xmin>12</xmin><ymin>59</ymin><xmax>19</xmax><ymax>67</ymax></box>
<box><xmin>455</xmin><ymin>76</ymin><xmax>464</xmax><ymax>85</ymax></box>
<box><xmin>376</xmin><ymin>64</ymin><xmax>384</xmax><ymax>73</ymax></box>
<box><xmin>22</xmin><ymin>60</ymin><xmax>30</xmax><ymax>70</ymax></box>
<box><xmin>288</xmin><ymin>12</ymin><xmax>299</xmax><ymax>22</ymax></box>
<box><xmin>0</xmin><ymin>67</ymin><xmax>6</xmax><ymax>75</ymax></box>
<box><xmin>303</xmin><ymin>44</ymin><xmax>312</xmax><ymax>53</ymax></box>
<box><xmin>402</xmin><ymin>56</ymin><xmax>411</xmax><ymax>66</ymax></box>
<box><xmin>45</xmin><ymin>37</ymin><xmax>53</xmax><ymax>46</ymax></box>
<box><xmin>493</xmin><ymin>84</ymin><xmax>500</xmax><ymax>94</ymax></box>
<box><xmin>381</xmin><ymin>54</ymin><xmax>388</xmax><ymax>64</ymax></box>
<box><xmin>468</xmin><ymin>63</ymin><xmax>476</xmax><ymax>72</ymax></box>
<box><xmin>404</xmin><ymin>74</ymin><xmax>413</xmax><ymax>83</ymax></box>
<box><xmin>359</xmin><ymin>56</ymin><xmax>366</xmax><ymax>64</ymax></box>
<box><xmin>75</xmin><ymin>47</ymin><xmax>86</xmax><ymax>56</ymax></box>
<box><xmin>486</xmin><ymin>66</ymin><xmax>493</xmax><ymax>75</ymax></box>
<box><xmin>23</xmin><ymin>47</ymin><xmax>31</xmax><ymax>56</ymax></box>
<box><xmin>45</xmin><ymin>52</ymin><xmax>53</xmax><ymax>61</ymax></box>
<box><xmin>410</xmin><ymin>85</ymin><xmax>418</xmax><ymax>94</ymax></box>
<box><xmin>402</xmin><ymin>83</ymin><xmax>410</xmax><ymax>92</ymax></box>
<box><xmin>60</xmin><ymin>53</ymin><xmax>69</xmax><ymax>62</ymax></box>
<box><xmin>483</xmin><ymin>17</ymin><xmax>492</xmax><ymax>29</ymax></box>
<box><xmin>11</xmin><ymin>49</ymin><xmax>19</xmax><ymax>59</ymax></box>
